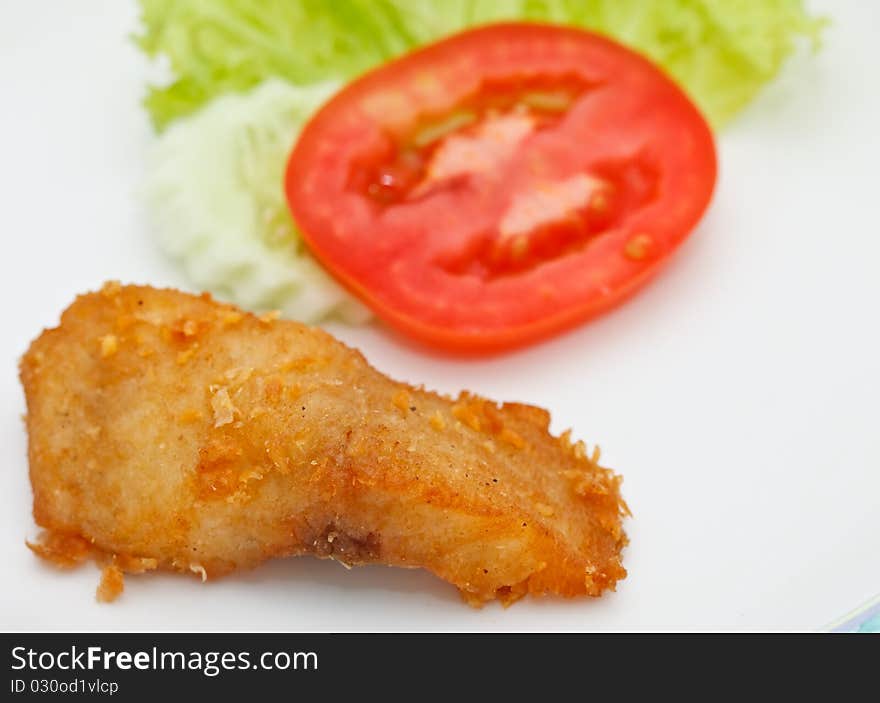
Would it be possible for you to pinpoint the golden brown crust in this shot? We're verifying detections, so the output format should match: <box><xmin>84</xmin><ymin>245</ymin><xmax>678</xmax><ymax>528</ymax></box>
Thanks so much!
<box><xmin>96</xmin><ymin>565</ymin><xmax>124</xmax><ymax>603</ymax></box>
<box><xmin>20</xmin><ymin>283</ymin><xmax>628</xmax><ymax>606</ymax></box>
<box><xmin>26</xmin><ymin>531</ymin><xmax>92</xmax><ymax>569</ymax></box>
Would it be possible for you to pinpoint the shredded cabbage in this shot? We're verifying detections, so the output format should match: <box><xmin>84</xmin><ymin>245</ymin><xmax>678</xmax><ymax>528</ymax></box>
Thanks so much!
<box><xmin>144</xmin><ymin>78</ymin><xmax>371</xmax><ymax>324</ymax></box>
<box><xmin>137</xmin><ymin>0</ymin><xmax>824</xmax><ymax>131</ymax></box>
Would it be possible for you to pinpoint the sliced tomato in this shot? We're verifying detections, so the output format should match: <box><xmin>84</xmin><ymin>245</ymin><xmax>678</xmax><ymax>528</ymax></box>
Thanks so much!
<box><xmin>286</xmin><ymin>23</ymin><xmax>716</xmax><ymax>352</ymax></box>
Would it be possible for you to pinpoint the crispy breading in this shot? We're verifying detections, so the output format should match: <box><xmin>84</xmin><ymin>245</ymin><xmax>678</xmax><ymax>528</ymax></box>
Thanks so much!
<box><xmin>20</xmin><ymin>284</ymin><xmax>628</xmax><ymax>606</ymax></box>
<box><xmin>96</xmin><ymin>565</ymin><xmax>125</xmax><ymax>603</ymax></box>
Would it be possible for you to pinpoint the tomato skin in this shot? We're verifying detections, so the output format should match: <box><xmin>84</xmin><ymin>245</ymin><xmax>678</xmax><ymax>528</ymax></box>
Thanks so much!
<box><xmin>286</xmin><ymin>23</ymin><xmax>717</xmax><ymax>353</ymax></box>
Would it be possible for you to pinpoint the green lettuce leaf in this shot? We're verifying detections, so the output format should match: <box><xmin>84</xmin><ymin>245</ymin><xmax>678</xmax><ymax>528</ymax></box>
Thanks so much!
<box><xmin>137</xmin><ymin>0</ymin><xmax>824</xmax><ymax>131</ymax></box>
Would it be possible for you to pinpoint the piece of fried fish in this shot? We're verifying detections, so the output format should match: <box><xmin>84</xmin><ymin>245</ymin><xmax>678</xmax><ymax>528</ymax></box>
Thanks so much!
<box><xmin>20</xmin><ymin>283</ymin><xmax>628</xmax><ymax>605</ymax></box>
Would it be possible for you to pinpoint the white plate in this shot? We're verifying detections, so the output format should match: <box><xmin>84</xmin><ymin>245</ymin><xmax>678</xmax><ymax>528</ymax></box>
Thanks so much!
<box><xmin>1</xmin><ymin>0</ymin><xmax>877</xmax><ymax>631</ymax></box>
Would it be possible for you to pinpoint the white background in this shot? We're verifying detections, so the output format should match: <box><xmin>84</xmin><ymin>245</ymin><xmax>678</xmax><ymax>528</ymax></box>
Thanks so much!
<box><xmin>1</xmin><ymin>1</ymin><xmax>877</xmax><ymax>632</ymax></box>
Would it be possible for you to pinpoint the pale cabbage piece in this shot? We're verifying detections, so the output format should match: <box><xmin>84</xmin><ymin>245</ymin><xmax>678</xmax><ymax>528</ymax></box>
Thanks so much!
<box><xmin>143</xmin><ymin>79</ymin><xmax>370</xmax><ymax>324</ymax></box>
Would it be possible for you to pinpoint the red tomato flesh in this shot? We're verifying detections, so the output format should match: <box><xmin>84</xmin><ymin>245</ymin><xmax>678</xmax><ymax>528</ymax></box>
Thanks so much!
<box><xmin>286</xmin><ymin>23</ymin><xmax>716</xmax><ymax>352</ymax></box>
